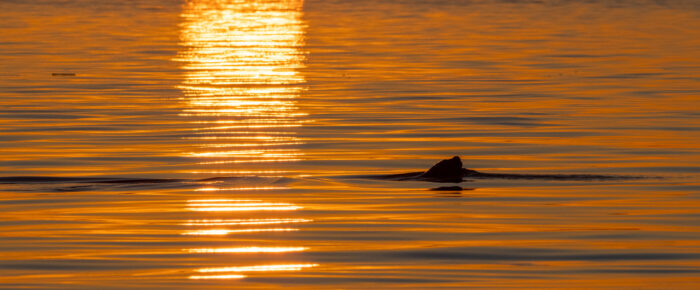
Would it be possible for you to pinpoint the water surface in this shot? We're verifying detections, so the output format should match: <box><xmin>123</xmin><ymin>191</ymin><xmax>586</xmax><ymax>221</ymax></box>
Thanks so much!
<box><xmin>1</xmin><ymin>0</ymin><xmax>699</xmax><ymax>288</ymax></box>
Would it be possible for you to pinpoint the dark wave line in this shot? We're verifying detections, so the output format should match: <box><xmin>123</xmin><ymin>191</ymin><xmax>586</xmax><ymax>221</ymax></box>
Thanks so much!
<box><xmin>359</xmin><ymin>156</ymin><xmax>643</xmax><ymax>182</ymax></box>
<box><xmin>0</xmin><ymin>176</ymin><xmax>186</xmax><ymax>184</ymax></box>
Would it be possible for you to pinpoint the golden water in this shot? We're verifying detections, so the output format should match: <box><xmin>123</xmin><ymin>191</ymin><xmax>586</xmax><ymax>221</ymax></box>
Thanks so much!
<box><xmin>0</xmin><ymin>0</ymin><xmax>699</xmax><ymax>288</ymax></box>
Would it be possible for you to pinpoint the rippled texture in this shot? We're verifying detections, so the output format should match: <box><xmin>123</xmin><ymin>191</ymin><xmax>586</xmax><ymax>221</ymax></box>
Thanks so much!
<box><xmin>176</xmin><ymin>0</ymin><xmax>308</xmax><ymax>168</ymax></box>
<box><xmin>1</xmin><ymin>0</ymin><xmax>699</xmax><ymax>289</ymax></box>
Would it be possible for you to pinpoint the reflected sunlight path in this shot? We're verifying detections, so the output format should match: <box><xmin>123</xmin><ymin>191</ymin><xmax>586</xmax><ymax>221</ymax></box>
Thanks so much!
<box><xmin>175</xmin><ymin>0</ymin><xmax>312</xmax><ymax>281</ymax></box>
<box><xmin>176</xmin><ymin>0</ymin><xmax>308</xmax><ymax>172</ymax></box>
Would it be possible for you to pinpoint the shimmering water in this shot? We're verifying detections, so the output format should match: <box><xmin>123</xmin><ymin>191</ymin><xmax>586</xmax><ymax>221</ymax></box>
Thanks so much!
<box><xmin>1</xmin><ymin>0</ymin><xmax>699</xmax><ymax>288</ymax></box>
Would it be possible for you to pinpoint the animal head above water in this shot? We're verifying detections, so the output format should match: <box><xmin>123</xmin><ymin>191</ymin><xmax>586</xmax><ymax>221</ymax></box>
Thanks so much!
<box><xmin>420</xmin><ymin>156</ymin><xmax>464</xmax><ymax>180</ymax></box>
<box><xmin>373</xmin><ymin>155</ymin><xmax>633</xmax><ymax>183</ymax></box>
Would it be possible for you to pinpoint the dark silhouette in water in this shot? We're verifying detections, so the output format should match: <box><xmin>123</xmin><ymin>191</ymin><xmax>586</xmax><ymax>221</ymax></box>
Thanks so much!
<box><xmin>0</xmin><ymin>156</ymin><xmax>638</xmax><ymax>192</ymax></box>
<box><xmin>421</xmin><ymin>156</ymin><xmax>464</xmax><ymax>180</ymax></box>
<box><xmin>51</xmin><ymin>72</ymin><xmax>76</xmax><ymax>76</ymax></box>
<box><xmin>0</xmin><ymin>176</ymin><xmax>291</xmax><ymax>192</ymax></box>
<box><xmin>430</xmin><ymin>186</ymin><xmax>470</xmax><ymax>191</ymax></box>
<box><xmin>372</xmin><ymin>156</ymin><xmax>630</xmax><ymax>183</ymax></box>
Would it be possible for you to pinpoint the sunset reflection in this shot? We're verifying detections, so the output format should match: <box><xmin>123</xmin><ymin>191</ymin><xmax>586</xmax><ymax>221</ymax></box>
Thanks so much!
<box><xmin>194</xmin><ymin>186</ymin><xmax>287</xmax><ymax>191</ymax></box>
<box><xmin>183</xmin><ymin>218</ymin><xmax>312</xmax><ymax>226</ymax></box>
<box><xmin>184</xmin><ymin>195</ymin><xmax>314</xmax><ymax>280</ymax></box>
<box><xmin>176</xmin><ymin>0</ymin><xmax>307</xmax><ymax>168</ymax></box>
<box><xmin>186</xmin><ymin>199</ymin><xmax>302</xmax><ymax>212</ymax></box>
<box><xmin>189</xmin><ymin>274</ymin><xmax>246</xmax><ymax>280</ymax></box>
<box><xmin>3</xmin><ymin>0</ymin><xmax>700</xmax><ymax>287</ymax></box>
<box><xmin>190</xmin><ymin>264</ymin><xmax>318</xmax><ymax>280</ymax></box>
<box><xmin>182</xmin><ymin>228</ymin><xmax>298</xmax><ymax>235</ymax></box>
<box><xmin>188</xmin><ymin>246</ymin><xmax>308</xmax><ymax>253</ymax></box>
<box><xmin>198</xmin><ymin>263</ymin><xmax>318</xmax><ymax>273</ymax></box>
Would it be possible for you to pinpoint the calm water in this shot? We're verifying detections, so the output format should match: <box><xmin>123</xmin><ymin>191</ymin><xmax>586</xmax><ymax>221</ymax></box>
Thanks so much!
<box><xmin>1</xmin><ymin>0</ymin><xmax>699</xmax><ymax>288</ymax></box>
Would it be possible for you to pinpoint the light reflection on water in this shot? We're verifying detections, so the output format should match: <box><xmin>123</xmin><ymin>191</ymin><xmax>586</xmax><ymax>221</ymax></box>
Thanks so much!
<box><xmin>183</xmin><ymin>218</ymin><xmax>313</xmax><ymax>226</ymax></box>
<box><xmin>187</xmin><ymin>247</ymin><xmax>308</xmax><ymax>254</ymax></box>
<box><xmin>190</xmin><ymin>263</ymin><xmax>318</xmax><ymax>280</ymax></box>
<box><xmin>197</xmin><ymin>263</ymin><xmax>319</xmax><ymax>273</ymax></box>
<box><xmin>0</xmin><ymin>0</ymin><xmax>699</xmax><ymax>288</ymax></box>
<box><xmin>189</xmin><ymin>274</ymin><xmax>247</xmax><ymax>280</ymax></box>
<box><xmin>194</xmin><ymin>186</ymin><xmax>288</xmax><ymax>191</ymax></box>
<box><xmin>175</xmin><ymin>0</ymin><xmax>308</xmax><ymax>168</ymax></box>
<box><xmin>182</xmin><ymin>228</ymin><xmax>298</xmax><ymax>235</ymax></box>
<box><xmin>183</xmin><ymin>195</ymin><xmax>311</xmax><ymax>280</ymax></box>
<box><xmin>186</xmin><ymin>199</ymin><xmax>303</xmax><ymax>211</ymax></box>
<box><xmin>176</xmin><ymin>0</ymin><xmax>315</xmax><ymax>283</ymax></box>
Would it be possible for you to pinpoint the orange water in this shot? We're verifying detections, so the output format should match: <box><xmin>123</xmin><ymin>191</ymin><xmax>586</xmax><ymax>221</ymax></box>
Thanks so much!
<box><xmin>1</xmin><ymin>0</ymin><xmax>699</xmax><ymax>288</ymax></box>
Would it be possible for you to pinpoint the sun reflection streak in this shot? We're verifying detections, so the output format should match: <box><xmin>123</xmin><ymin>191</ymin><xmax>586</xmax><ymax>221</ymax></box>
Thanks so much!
<box><xmin>188</xmin><ymin>199</ymin><xmax>260</xmax><ymax>203</ymax></box>
<box><xmin>197</xmin><ymin>158</ymin><xmax>302</xmax><ymax>164</ymax></box>
<box><xmin>188</xmin><ymin>203</ymin><xmax>296</xmax><ymax>207</ymax></box>
<box><xmin>187</xmin><ymin>199</ymin><xmax>303</xmax><ymax>212</ymax></box>
<box><xmin>197</xmin><ymin>263</ymin><xmax>319</xmax><ymax>273</ymax></box>
<box><xmin>188</xmin><ymin>206</ymin><xmax>302</xmax><ymax>212</ymax></box>
<box><xmin>182</xmin><ymin>228</ymin><xmax>298</xmax><ymax>235</ymax></box>
<box><xmin>188</xmin><ymin>150</ymin><xmax>301</xmax><ymax>158</ymax></box>
<box><xmin>200</xmin><ymin>142</ymin><xmax>303</xmax><ymax>148</ymax></box>
<box><xmin>188</xmin><ymin>264</ymin><xmax>318</xmax><ymax>280</ymax></box>
<box><xmin>177</xmin><ymin>0</ymin><xmax>307</xmax><ymax>164</ymax></box>
<box><xmin>194</xmin><ymin>186</ymin><xmax>288</xmax><ymax>191</ymax></box>
<box><xmin>183</xmin><ymin>218</ymin><xmax>312</xmax><ymax>226</ymax></box>
<box><xmin>189</xmin><ymin>274</ymin><xmax>246</xmax><ymax>280</ymax></box>
<box><xmin>178</xmin><ymin>1</ymin><xmax>316</xmax><ymax>282</ymax></box>
<box><xmin>188</xmin><ymin>247</ymin><xmax>308</xmax><ymax>253</ymax></box>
